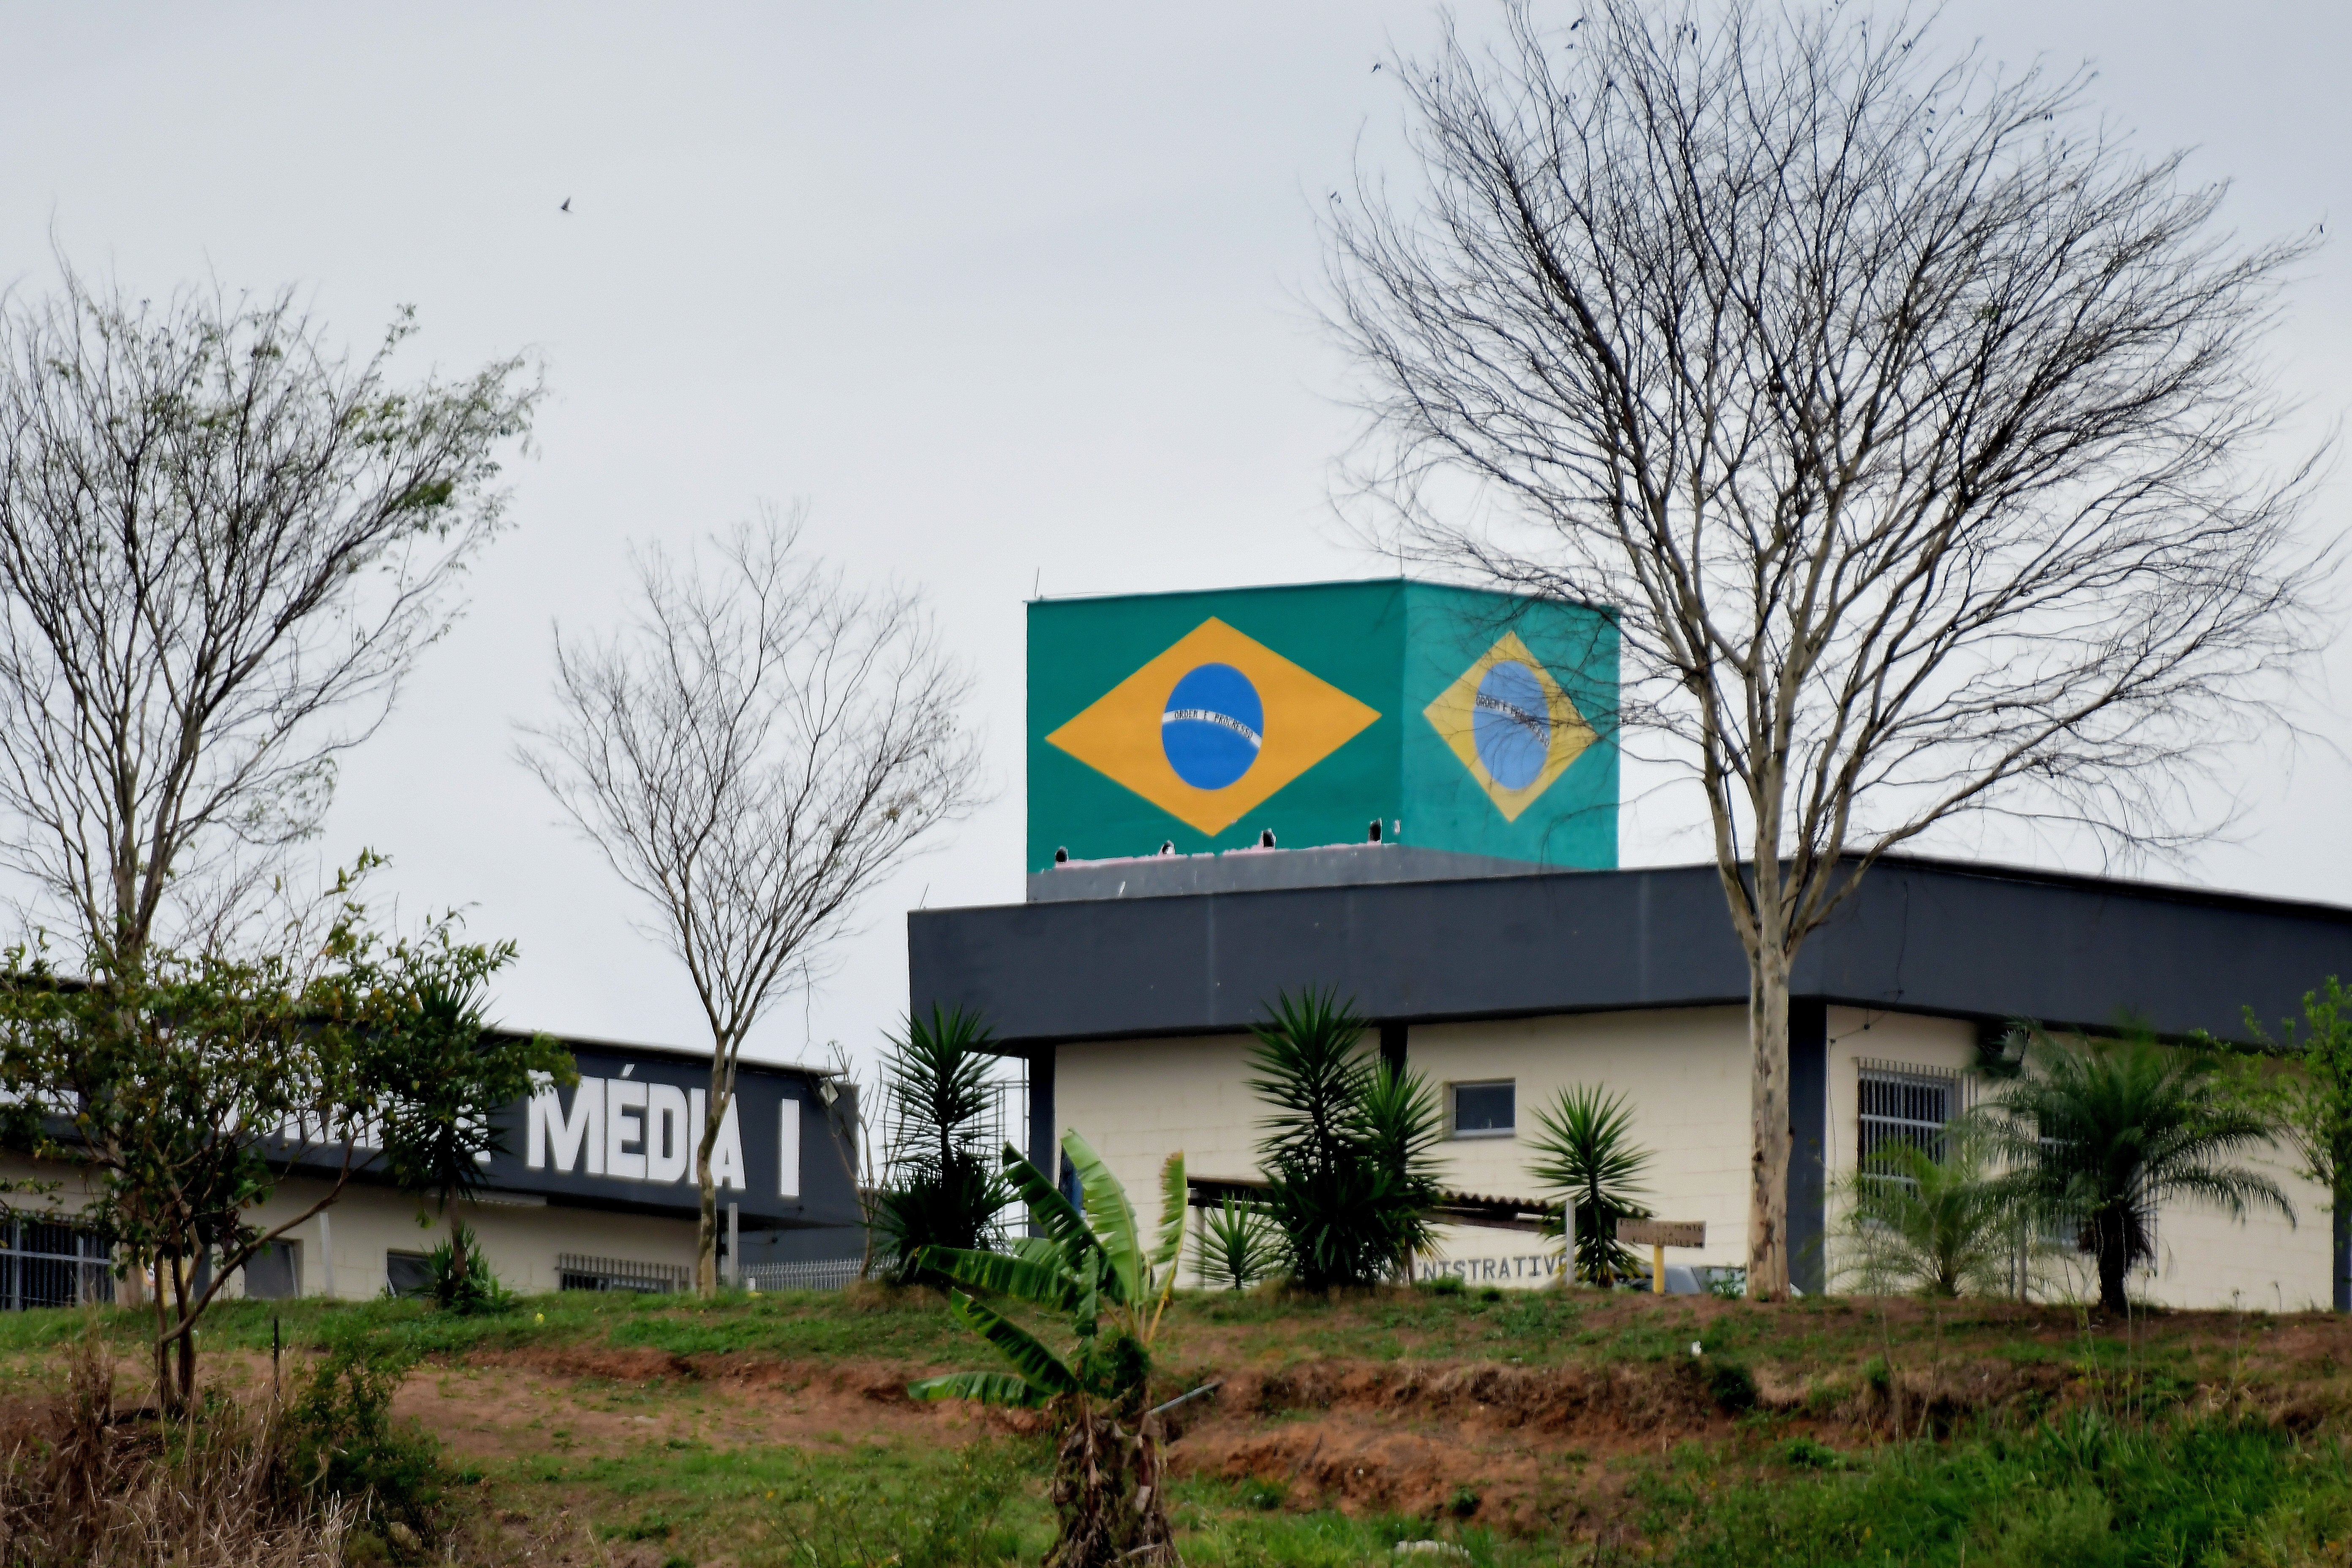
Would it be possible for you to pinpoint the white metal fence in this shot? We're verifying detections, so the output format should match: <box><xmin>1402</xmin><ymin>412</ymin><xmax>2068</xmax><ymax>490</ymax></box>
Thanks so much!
<box><xmin>556</xmin><ymin>1252</ymin><xmax>692</xmax><ymax>1293</ymax></box>
<box><xmin>740</xmin><ymin>1257</ymin><xmax>870</xmax><ymax>1293</ymax></box>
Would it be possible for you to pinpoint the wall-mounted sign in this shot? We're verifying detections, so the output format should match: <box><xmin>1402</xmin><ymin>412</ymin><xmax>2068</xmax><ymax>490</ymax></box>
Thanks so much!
<box><xmin>274</xmin><ymin>1043</ymin><xmax>858</xmax><ymax>1230</ymax></box>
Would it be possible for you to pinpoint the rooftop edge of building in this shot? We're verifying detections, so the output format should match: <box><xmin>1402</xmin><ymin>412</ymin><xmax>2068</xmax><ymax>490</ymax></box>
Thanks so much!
<box><xmin>912</xmin><ymin>853</ymin><xmax>2352</xmax><ymax>1048</ymax></box>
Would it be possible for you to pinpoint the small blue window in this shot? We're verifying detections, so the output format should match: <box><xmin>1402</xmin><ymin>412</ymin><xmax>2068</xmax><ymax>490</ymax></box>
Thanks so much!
<box><xmin>1451</xmin><ymin>1081</ymin><xmax>1515</xmax><ymax>1138</ymax></box>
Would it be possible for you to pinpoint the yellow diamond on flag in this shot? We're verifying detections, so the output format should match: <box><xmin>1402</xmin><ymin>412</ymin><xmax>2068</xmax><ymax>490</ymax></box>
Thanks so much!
<box><xmin>1045</xmin><ymin>618</ymin><xmax>1381</xmax><ymax>837</ymax></box>
<box><xmin>1423</xmin><ymin>631</ymin><xmax>1596</xmax><ymax>822</ymax></box>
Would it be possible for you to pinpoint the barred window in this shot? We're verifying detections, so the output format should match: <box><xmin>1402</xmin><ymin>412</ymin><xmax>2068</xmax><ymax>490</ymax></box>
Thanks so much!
<box><xmin>1857</xmin><ymin>1059</ymin><xmax>1960</xmax><ymax>1169</ymax></box>
<box><xmin>0</xmin><ymin>1217</ymin><xmax>113</xmax><ymax>1311</ymax></box>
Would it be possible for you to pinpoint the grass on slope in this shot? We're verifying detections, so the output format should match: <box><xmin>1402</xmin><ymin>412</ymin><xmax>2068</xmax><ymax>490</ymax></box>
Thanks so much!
<box><xmin>483</xmin><ymin>1415</ymin><xmax>2352</xmax><ymax>1567</ymax></box>
<box><xmin>7</xmin><ymin>1278</ymin><xmax>2329</xmax><ymax>1394</ymax></box>
<box><xmin>5</xmin><ymin>1285</ymin><xmax>2348</xmax><ymax>1565</ymax></box>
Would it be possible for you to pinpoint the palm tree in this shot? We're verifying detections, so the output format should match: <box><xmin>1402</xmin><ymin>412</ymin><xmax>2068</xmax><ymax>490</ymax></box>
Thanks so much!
<box><xmin>1526</xmin><ymin>1085</ymin><xmax>1653</xmax><ymax>1286</ymax></box>
<box><xmin>1838</xmin><ymin>1128</ymin><xmax>2017</xmax><ymax>1298</ymax></box>
<box><xmin>912</xmin><ymin>1133</ymin><xmax>1185</xmax><ymax>1568</ymax></box>
<box><xmin>1981</xmin><ymin>1027</ymin><xmax>2293</xmax><ymax>1313</ymax></box>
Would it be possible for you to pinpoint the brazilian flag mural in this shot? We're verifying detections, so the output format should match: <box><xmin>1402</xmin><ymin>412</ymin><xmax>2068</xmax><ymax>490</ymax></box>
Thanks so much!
<box><xmin>1028</xmin><ymin>579</ymin><xmax>1617</xmax><ymax>874</ymax></box>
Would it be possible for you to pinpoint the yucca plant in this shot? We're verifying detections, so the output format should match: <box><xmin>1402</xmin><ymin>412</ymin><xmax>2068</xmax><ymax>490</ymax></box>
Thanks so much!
<box><xmin>910</xmin><ymin>1132</ymin><xmax>1184</xmax><ymax>1568</ymax></box>
<box><xmin>1194</xmin><ymin>1193</ymin><xmax>1277</xmax><ymax>1290</ymax></box>
<box><xmin>1359</xmin><ymin>1058</ymin><xmax>1446</xmax><ymax>1277</ymax></box>
<box><xmin>871</xmin><ymin>1005</ymin><xmax>1012</xmax><ymax>1285</ymax></box>
<box><xmin>1526</xmin><ymin>1084</ymin><xmax>1653</xmax><ymax>1286</ymax></box>
<box><xmin>1247</xmin><ymin>988</ymin><xmax>1421</xmax><ymax>1290</ymax></box>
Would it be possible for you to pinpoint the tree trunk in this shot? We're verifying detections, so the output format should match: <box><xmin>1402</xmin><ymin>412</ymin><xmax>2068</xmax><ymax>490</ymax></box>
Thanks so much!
<box><xmin>150</xmin><ymin>1255</ymin><xmax>172</xmax><ymax>1417</ymax></box>
<box><xmin>696</xmin><ymin>1056</ymin><xmax>725</xmax><ymax>1296</ymax></box>
<box><xmin>1747</xmin><ymin>941</ymin><xmax>1794</xmax><ymax>1300</ymax></box>
<box><xmin>167</xmin><ymin>1253</ymin><xmax>198</xmax><ymax>1418</ymax></box>
<box><xmin>2096</xmin><ymin>1207</ymin><xmax>2132</xmax><ymax>1315</ymax></box>
<box><xmin>2334</xmin><ymin>1181</ymin><xmax>2349</xmax><ymax>1314</ymax></box>
<box><xmin>447</xmin><ymin>1206</ymin><xmax>471</xmax><ymax>1298</ymax></box>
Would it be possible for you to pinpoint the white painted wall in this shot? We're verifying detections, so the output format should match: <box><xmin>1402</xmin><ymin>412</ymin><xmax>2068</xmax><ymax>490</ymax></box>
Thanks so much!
<box><xmin>1051</xmin><ymin>1005</ymin><xmax>2336</xmax><ymax>1309</ymax></box>
<box><xmin>1408</xmin><ymin>1009</ymin><xmax>1753</xmax><ymax>1282</ymax></box>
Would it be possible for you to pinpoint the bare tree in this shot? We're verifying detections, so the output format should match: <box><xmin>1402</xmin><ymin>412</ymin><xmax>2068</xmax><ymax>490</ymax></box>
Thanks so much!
<box><xmin>520</xmin><ymin>509</ymin><xmax>985</xmax><ymax>1293</ymax></box>
<box><xmin>0</xmin><ymin>259</ymin><xmax>539</xmax><ymax>969</ymax></box>
<box><xmin>1325</xmin><ymin>0</ymin><xmax>2329</xmax><ymax>1296</ymax></box>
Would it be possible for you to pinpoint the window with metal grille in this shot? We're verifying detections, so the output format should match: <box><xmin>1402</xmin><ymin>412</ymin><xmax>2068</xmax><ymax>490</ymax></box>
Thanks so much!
<box><xmin>0</xmin><ymin>1217</ymin><xmax>113</xmax><ymax>1311</ymax></box>
<box><xmin>1857</xmin><ymin>1060</ymin><xmax>1960</xmax><ymax>1171</ymax></box>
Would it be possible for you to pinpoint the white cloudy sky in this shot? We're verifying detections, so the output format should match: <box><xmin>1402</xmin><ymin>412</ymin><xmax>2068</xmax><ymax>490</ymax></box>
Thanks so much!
<box><xmin>3</xmin><ymin>3</ymin><xmax>2347</xmax><ymax>1077</ymax></box>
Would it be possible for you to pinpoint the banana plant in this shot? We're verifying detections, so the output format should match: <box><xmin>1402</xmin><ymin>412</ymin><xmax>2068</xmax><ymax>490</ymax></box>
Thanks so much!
<box><xmin>909</xmin><ymin>1130</ymin><xmax>1186</xmax><ymax>1407</ymax></box>
<box><xmin>912</xmin><ymin>1132</ymin><xmax>1190</xmax><ymax>1567</ymax></box>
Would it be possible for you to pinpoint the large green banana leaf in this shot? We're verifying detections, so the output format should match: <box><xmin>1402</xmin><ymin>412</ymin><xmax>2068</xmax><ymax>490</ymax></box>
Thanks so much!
<box><xmin>1153</xmin><ymin>1152</ymin><xmax>1187</xmax><ymax>1274</ymax></box>
<box><xmin>919</xmin><ymin>1244</ymin><xmax>1079</xmax><ymax>1312</ymax></box>
<box><xmin>943</xmin><ymin>1288</ymin><xmax>1078</xmax><ymax>1397</ymax></box>
<box><xmin>1062</xmin><ymin>1132</ymin><xmax>1144</xmax><ymax>1307</ymax></box>
<box><xmin>1012</xmin><ymin>1234</ymin><xmax>1062</xmax><ymax>1267</ymax></box>
<box><xmin>1000</xmin><ymin>1142</ymin><xmax>1092</xmax><ymax>1261</ymax></box>
<box><xmin>906</xmin><ymin>1369</ymin><xmax>1047</xmax><ymax>1407</ymax></box>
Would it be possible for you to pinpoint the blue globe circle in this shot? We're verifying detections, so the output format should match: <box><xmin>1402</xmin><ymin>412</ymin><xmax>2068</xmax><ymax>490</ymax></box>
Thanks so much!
<box><xmin>1161</xmin><ymin>664</ymin><xmax>1264</xmax><ymax>790</ymax></box>
<box><xmin>1473</xmin><ymin>660</ymin><xmax>1552</xmax><ymax>789</ymax></box>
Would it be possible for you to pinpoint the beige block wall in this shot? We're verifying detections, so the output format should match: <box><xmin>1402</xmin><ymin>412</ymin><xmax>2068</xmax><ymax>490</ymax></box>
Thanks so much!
<box><xmin>1054</xmin><ymin>1034</ymin><xmax>1264</xmax><ymax>1216</ymax></box>
<box><xmin>1408</xmin><ymin>1009</ymin><xmax>1752</xmax><ymax>1282</ymax></box>
<box><xmin>1053</xmin><ymin>1009</ymin><xmax>1756</xmax><ymax>1287</ymax></box>
<box><xmin>1821</xmin><ymin>1006</ymin><xmax>2330</xmax><ymax>1311</ymax></box>
<box><xmin>1056</xmin><ymin>1007</ymin><xmax>2335</xmax><ymax>1309</ymax></box>
<box><xmin>1</xmin><ymin>1156</ymin><xmax>700</xmax><ymax>1303</ymax></box>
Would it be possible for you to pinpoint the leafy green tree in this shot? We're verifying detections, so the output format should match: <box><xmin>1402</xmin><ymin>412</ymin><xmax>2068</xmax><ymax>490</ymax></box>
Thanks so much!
<box><xmin>870</xmin><ymin>1005</ymin><xmax>1012</xmax><ymax>1285</ymax></box>
<box><xmin>0</xmin><ymin>261</ymin><xmax>533</xmax><ymax>1064</ymax></box>
<box><xmin>1526</xmin><ymin>1085</ymin><xmax>1654</xmax><ymax>1286</ymax></box>
<box><xmin>1981</xmin><ymin>1028</ymin><xmax>2292</xmax><ymax>1313</ymax></box>
<box><xmin>2235</xmin><ymin>978</ymin><xmax>2352</xmax><ymax>1312</ymax></box>
<box><xmin>1837</xmin><ymin>1129</ymin><xmax>2018</xmax><ymax>1298</ymax></box>
<box><xmin>911</xmin><ymin>1134</ymin><xmax>1185</xmax><ymax>1568</ymax></box>
<box><xmin>0</xmin><ymin>862</ymin><xmax>549</xmax><ymax>1411</ymax></box>
<box><xmin>1193</xmin><ymin>1194</ymin><xmax>1277</xmax><ymax>1290</ymax></box>
<box><xmin>0</xmin><ymin>940</ymin><xmax>339</xmax><ymax>1413</ymax></box>
<box><xmin>1247</xmin><ymin>990</ymin><xmax>1422</xmax><ymax>1290</ymax></box>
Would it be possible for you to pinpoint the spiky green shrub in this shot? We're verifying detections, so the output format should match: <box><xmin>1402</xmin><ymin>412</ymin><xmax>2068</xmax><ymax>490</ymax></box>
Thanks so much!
<box><xmin>1836</xmin><ymin>1128</ymin><xmax>2018</xmax><ymax>1298</ymax></box>
<box><xmin>872</xmin><ymin>1005</ymin><xmax>1012</xmax><ymax>1286</ymax></box>
<box><xmin>1247</xmin><ymin>989</ymin><xmax>1434</xmax><ymax>1290</ymax></box>
<box><xmin>1526</xmin><ymin>1083</ymin><xmax>1653</xmax><ymax>1286</ymax></box>
<box><xmin>1193</xmin><ymin>1194</ymin><xmax>1278</xmax><ymax>1290</ymax></box>
<box><xmin>423</xmin><ymin>1221</ymin><xmax>514</xmax><ymax>1314</ymax></box>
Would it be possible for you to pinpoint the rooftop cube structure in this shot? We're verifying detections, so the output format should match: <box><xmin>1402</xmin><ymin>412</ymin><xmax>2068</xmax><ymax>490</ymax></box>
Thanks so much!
<box><xmin>1026</xmin><ymin>579</ymin><xmax>1618</xmax><ymax>899</ymax></box>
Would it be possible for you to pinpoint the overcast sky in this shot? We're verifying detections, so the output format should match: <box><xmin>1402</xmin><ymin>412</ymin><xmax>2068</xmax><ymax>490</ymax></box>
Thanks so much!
<box><xmin>4</xmin><ymin>3</ymin><xmax>2347</xmax><ymax>1078</ymax></box>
